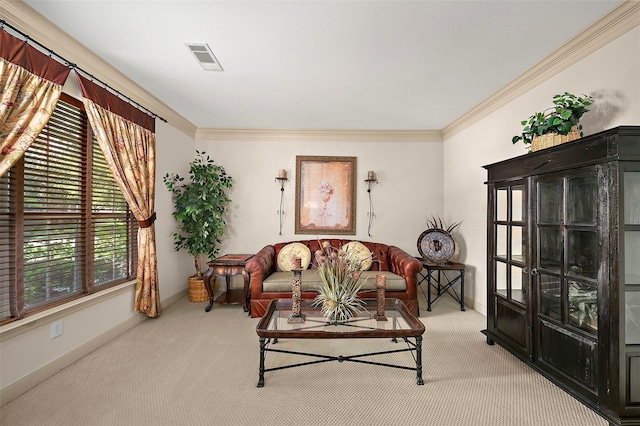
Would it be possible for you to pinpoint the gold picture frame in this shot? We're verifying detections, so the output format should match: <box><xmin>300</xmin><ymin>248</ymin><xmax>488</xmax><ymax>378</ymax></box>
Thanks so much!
<box><xmin>295</xmin><ymin>155</ymin><xmax>357</xmax><ymax>235</ymax></box>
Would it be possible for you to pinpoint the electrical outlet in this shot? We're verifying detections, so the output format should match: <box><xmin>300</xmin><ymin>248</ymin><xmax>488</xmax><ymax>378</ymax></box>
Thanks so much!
<box><xmin>51</xmin><ymin>319</ymin><xmax>63</xmax><ymax>339</ymax></box>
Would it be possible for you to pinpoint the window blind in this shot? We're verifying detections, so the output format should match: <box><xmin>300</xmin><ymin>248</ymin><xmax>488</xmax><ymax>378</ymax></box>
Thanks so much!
<box><xmin>0</xmin><ymin>94</ymin><xmax>138</xmax><ymax>324</ymax></box>
<box><xmin>0</xmin><ymin>166</ymin><xmax>14</xmax><ymax>320</ymax></box>
<box><xmin>22</xmin><ymin>99</ymin><xmax>87</xmax><ymax>309</ymax></box>
<box><xmin>92</xmin><ymin>140</ymin><xmax>138</xmax><ymax>287</ymax></box>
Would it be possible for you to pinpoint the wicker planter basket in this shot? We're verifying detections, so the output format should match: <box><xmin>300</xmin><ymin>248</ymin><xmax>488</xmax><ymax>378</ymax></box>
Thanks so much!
<box><xmin>531</xmin><ymin>126</ymin><xmax>580</xmax><ymax>152</ymax></box>
<box><xmin>188</xmin><ymin>276</ymin><xmax>210</xmax><ymax>303</ymax></box>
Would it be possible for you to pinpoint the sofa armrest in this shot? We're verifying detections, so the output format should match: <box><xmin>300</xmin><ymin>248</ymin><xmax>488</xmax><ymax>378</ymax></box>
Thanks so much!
<box><xmin>387</xmin><ymin>245</ymin><xmax>422</xmax><ymax>298</ymax></box>
<box><xmin>245</xmin><ymin>245</ymin><xmax>276</xmax><ymax>300</ymax></box>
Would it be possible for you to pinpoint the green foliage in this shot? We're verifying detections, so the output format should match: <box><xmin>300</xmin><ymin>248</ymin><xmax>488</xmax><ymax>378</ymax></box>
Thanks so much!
<box><xmin>512</xmin><ymin>92</ymin><xmax>593</xmax><ymax>146</ymax></box>
<box><xmin>163</xmin><ymin>151</ymin><xmax>233</xmax><ymax>277</ymax></box>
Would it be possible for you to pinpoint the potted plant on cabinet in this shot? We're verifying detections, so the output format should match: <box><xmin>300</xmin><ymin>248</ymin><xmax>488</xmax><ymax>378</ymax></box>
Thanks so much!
<box><xmin>164</xmin><ymin>151</ymin><xmax>233</xmax><ymax>302</ymax></box>
<box><xmin>512</xmin><ymin>92</ymin><xmax>593</xmax><ymax>152</ymax></box>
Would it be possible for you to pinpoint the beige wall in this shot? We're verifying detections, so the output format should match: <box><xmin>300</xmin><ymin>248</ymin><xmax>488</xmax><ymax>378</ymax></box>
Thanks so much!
<box><xmin>155</xmin><ymin>122</ymin><xmax>199</xmax><ymax>293</ymax></box>
<box><xmin>194</xmin><ymin>138</ymin><xmax>443</xmax><ymax>257</ymax></box>
<box><xmin>444</xmin><ymin>25</ymin><xmax>640</xmax><ymax>315</ymax></box>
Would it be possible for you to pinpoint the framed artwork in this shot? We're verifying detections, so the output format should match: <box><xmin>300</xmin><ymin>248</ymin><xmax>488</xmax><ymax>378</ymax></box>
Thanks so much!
<box><xmin>295</xmin><ymin>155</ymin><xmax>357</xmax><ymax>235</ymax></box>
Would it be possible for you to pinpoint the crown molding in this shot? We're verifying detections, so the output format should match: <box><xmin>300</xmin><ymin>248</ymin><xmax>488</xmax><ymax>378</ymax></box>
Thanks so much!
<box><xmin>442</xmin><ymin>0</ymin><xmax>640</xmax><ymax>140</ymax></box>
<box><xmin>1</xmin><ymin>0</ymin><xmax>198</xmax><ymax>139</ymax></box>
<box><xmin>195</xmin><ymin>128</ymin><xmax>442</xmax><ymax>142</ymax></box>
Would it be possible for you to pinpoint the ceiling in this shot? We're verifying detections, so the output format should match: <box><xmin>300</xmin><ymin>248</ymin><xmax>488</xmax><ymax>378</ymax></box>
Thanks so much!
<box><xmin>19</xmin><ymin>0</ymin><xmax>624</xmax><ymax>132</ymax></box>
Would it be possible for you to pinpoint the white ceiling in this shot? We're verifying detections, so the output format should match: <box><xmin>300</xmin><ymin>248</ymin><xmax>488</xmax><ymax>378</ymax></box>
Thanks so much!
<box><xmin>20</xmin><ymin>0</ymin><xmax>623</xmax><ymax>131</ymax></box>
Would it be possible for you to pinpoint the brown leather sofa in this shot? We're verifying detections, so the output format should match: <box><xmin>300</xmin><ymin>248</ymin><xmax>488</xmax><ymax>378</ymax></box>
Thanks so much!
<box><xmin>245</xmin><ymin>239</ymin><xmax>422</xmax><ymax>318</ymax></box>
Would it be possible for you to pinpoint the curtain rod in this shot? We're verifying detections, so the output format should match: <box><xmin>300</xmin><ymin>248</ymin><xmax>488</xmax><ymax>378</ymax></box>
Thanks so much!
<box><xmin>0</xmin><ymin>19</ymin><xmax>167</xmax><ymax>123</ymax></box>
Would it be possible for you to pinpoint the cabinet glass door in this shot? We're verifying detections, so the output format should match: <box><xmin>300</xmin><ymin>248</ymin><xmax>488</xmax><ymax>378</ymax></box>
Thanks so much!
<box><xmin>566</xmin><ymin>173</ymin><xmax>598</xmax><ymax>334</ymax></box>
<box><xmin>625</xmin><ymin>171</ymin><xmax>640</xmax><ymax>344</ymax></box>
<box><xmin>536</xmin><ymin>171</ymin><xmax>598</xmax><ymax>335</ymax></box>
<box><xmin>495</xmin><ymin>183</ymin><xmax>527</xmax><ymax>304</ymax></box>
<box><xmin>537</xmin><ymin>179</ymin><xmax>562</xmax><ymax>323</ymax></box>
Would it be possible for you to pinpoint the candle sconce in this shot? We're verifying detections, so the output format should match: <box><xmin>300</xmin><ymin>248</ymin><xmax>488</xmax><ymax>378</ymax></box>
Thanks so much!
<box><xmin>365</xmin><ymin>171</ymin><xmax>378</xmax><ymax>237</ymax></box>
<box><xmin>276</xmin><ymin>169</ymin><xmax>288</xmax><ymax>235</ymax></box>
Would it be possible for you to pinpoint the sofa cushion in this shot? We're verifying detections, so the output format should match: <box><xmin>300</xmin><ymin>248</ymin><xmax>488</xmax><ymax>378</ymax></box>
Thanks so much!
<box><xmin>342</xmin><ymin>241</ymin><xmax>373</xmax><ymax>271</ymax></box>
<box><xmin>273</xmin><ymin>240</ymin><xmax>392</xmax><ymax>270</ymax></box>
<box><xmin>263</xmin><ymin>270</ymin><xmax>320</xmax><ymax>292</ymax></box>
<box><xmin>276</xmin><ymin>242</ymin><xmax>312</xmax><ymax>271</ymax></box>
<box><xmin>263</xmin><ymin>270</ymin><xmax>406</xmax><ymax>292</ymax></box>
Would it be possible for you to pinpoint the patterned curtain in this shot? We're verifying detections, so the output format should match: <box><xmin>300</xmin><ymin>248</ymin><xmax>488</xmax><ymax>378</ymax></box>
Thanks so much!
<box><xmin>0</xmin><ymin>30</ymin><xmax>71</xmax><ymax>177</ymax></box>
<box><xmin>76</xmin><ymin>74</ymin><xmax>161</xmax><ymax>318</ymax></box>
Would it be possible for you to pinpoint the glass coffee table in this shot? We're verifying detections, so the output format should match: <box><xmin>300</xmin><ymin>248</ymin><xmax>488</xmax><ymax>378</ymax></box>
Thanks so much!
<box><xmin>255</xmin><ymin>298</ymin><xmax>425</xmax><ymax>387</ymax></box>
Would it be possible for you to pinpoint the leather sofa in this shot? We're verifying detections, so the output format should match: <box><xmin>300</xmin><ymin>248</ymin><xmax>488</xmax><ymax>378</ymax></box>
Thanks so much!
<box><xmin>245</xmin><ymin>239</ymin><xmax>422</xmax><ymax>318</ymax></box>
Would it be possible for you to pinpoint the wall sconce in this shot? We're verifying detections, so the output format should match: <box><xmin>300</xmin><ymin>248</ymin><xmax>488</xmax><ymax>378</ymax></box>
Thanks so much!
<box><xmin>365</xmin><ymin>171</ymin><xmax>378</xmax><ymax>237</ymax></box>
<box><xmin>276</xmin><ymin>169</ymin><xmax>288</xmax><ymax>235</ymax></box>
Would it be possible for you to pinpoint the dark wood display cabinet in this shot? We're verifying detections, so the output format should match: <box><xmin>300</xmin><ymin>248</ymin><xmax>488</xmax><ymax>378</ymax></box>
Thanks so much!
<box><xmin>483</xmin><ymin>126</ymin><xmax>640</xmax><ymax>426</ymax></box>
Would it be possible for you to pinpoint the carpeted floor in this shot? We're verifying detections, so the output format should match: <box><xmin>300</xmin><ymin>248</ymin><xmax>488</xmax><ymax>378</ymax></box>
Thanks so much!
<box><xmin>1</xmin><ymin>292</ymin><xmax>607</xmax><ymax>426</ymax></box>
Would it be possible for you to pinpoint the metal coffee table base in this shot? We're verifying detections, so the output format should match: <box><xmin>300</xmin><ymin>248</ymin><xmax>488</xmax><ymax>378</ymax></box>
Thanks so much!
<box><xmin>257</xmin><ymin>335</ymin><xmax>424</xmax><ymax>387</ymax></box>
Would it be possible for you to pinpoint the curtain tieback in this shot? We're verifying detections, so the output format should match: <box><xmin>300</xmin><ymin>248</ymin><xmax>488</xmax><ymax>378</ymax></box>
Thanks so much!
<box><xmin>139</xmin><ymin>212</ymin><xmax>156</xmax><ymax>228</ymax></box>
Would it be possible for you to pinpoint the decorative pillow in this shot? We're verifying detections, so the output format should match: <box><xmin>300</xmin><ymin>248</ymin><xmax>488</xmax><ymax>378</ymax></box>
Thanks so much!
<box><xmin>277</xmin><ymin>243</ymin><xmax>312</xmax><ymax>271</ymax></box>
<box><xmin>342</xmin><ymin>241</ymin><xmax>373</xmax><ymax>271</ymax></box>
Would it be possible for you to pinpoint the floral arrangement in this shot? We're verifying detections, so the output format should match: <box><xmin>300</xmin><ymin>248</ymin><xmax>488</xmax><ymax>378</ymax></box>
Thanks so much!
<box><xmin>312</xmin><ymin>240</ymin><xmax>367</xmax><ymax>323</ymax></box>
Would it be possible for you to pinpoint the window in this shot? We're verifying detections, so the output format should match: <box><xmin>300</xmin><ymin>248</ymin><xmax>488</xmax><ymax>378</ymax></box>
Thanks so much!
<box><xmin>0</xmin><ymin>93</ymin><xmax>138</xmax><ymax>324</ymax></box>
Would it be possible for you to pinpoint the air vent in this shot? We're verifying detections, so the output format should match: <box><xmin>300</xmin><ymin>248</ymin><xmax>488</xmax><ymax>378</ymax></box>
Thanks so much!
<box><xmin>185</xmin><ymin>43</ymin><xmax>223</xmax><ymax>71</ymax></box>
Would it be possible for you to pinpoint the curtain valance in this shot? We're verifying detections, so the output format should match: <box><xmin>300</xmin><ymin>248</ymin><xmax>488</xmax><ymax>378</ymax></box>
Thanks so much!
<box><xmin>76</xmin><ymin>74</ymin><xmax>155</xmax><ymax>132</ymax></box>
<box><xmin>0</xmin><ymin>30</ymin><xmax>70</xmax><ymax>85</ymax></box>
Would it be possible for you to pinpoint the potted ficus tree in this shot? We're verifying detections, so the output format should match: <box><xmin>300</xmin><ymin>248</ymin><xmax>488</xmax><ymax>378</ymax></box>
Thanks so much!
<box><xmin>164</xmin><ymin>151</ymin><xmax>233</xmax><ymax>302</ymax></box>
<box><xmin>512</xmin><ymin>92</ymin><xmax>593</xmax><ymax>152</ymax></box>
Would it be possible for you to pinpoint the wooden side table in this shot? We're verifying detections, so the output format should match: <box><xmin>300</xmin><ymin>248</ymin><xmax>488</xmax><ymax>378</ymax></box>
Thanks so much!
<box><xmin>416</xmin><ymin>259</ymin><xmax>465</xmax><ymax>312</ymax></box>
<box><xmin>203</xmin><ymin>254</ymin><xmax>253</xmax><ymax>313</ymax></box>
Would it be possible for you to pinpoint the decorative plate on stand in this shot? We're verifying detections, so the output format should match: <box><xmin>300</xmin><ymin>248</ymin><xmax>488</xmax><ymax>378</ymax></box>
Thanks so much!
<box><xmin>417</xmin><ymin>228</ymin><xmax>455</xmax><ymax>265</ymax></box>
